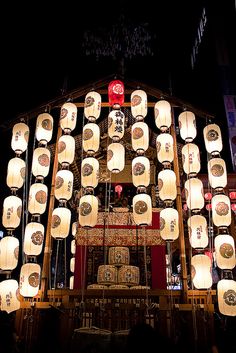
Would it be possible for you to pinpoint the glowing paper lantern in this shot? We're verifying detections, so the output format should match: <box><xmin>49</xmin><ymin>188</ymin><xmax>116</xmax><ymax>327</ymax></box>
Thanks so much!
<box><xmin>60</xmin><ymin>102</ymin><xmax>77</xmax><ymax>132</ymax></box>
<box><xmin>215</xmin><ymin>234</ymin><xmax>236</xmax><ymax>269</ymax></box>
<box><xmin>212</xmin><ymin>194</ymin><xmax>231</xmax><ymax>227</ymax></box>
<box><xmin>107</xmin><ymin>143</ymin><xmax>125</xmax><ymax>173</ymax></box>
<box><xmin>19</xmin><ymin>263</ymin><xmax>41</xmax><ymax>297</ymax></box>
<box><xmin>2</xmin><ymin>195</ymin><xmax>22</xmax><ymax>230</ymax></box>
<box><xmin>160</xmin><ymin>208</ymin><xmax>179</xmax><ymax>241</ymax></box>
<box><xmin>23</xmin><ymin>222</ymin><xmax>44</xmax><ymax>256</ymax></box>
<box><xmin>51</xmin><ymin>207</ymin><xmax>71</xmax><ymax>239</ymax></box>
<box><xmin>11</xmin><ymin>122</ymin><xmax>29</xmax><ymax>155</ymax></box>
<box><xmin>133</xmin><ymin>193</ymin><xmax>152</xmax><ymax>226</ymax></box>
<box><xmin>203</xmin><ymin>123</ymin><xmax>223</xmax><ymax>155</ymax></box>
<box><xmin>78</xmin><ymin>194</ymin><xmax>98</xmax><ymax>228</ymax></box>
<box><xmin>28</xmin><ymin>183</ymin><xmax>48</xmax><ymax>215</ymax></box>
<box><xmin>58</xmin><ymin>135</ymin><xmax>75</xmax><ymax>166</ymax></box>
<box><xmin>132</xmin><ymin>156</ymin><xmax>150</xmax><ymax>188</ymax></box>
<box><xmin>0</xmin><ymin>279</ymin><xmax>20</xmax><ymax>313</ymax></box>
<box><xmin>185</xmin><ymin>178</ymin><xmax>204</xmax><ymax>212</ymax></box>
<box><xmin>71</xmin><ymin>239</ymin><xmax>76</xmax><ymax>255</ymax></box>
<box><xmin>82</xmin><ymin>123</ymin><xmax>100</xmax><ymax>154</ymax></box>
<box><xmin>217</xmin><ymin>279</ymin><xmax>236</xmax><ymax>316</ymax></box>
<box><xmin>69</xmin><ymin>276</ymin><xmax>74</xmax><ymax>289</ymax></box>
<box><xmin>108</xmin><ymin>110</ymin><xmax>125</xmax><ymax>141</ymax></box>
<box><xmin>81</xmin><ymin>157</ymin><xmax>99</xmax><ymax>189</ymax></box>
<box><xmin>229</xmin><ymin>191</ymin><xmax>236</xmax><ymax>200</ymax></box>
<box><xmin>154</xmin><ymin>100</ymin><xmax>172</xmax><ymax>131</ymax></box>
<box><xmin>187</xmin><ymin>215</ymin><xmax>208</xmax><ymax>249</ymax></box>
<box><xmin>0</xmin><ymin>236</ymin><xmax>19</xmax><ymax>270</ymax></box>
<box><xmin>131</xmin><ymin>90</ymin><xmax>147</xmax><ymax>120</ymax></box>
<box><xmin>156</xmin><ymin>133</ymin><xmax>174</xmax><ymax>165</ymax></box>
<box><xmin>131</xmin><ymin>122</ymin><xmax>149</xmax><ymax>154</ymax></box>
<box><xmin>7</xmin><ymin>157</ymin><xmax>25</xmax><ymax>190</ymax></box>
<box><xmin>84</xmin><ymin>91</ymin><xmax>102</xmax><ymax>121</ymax></box>
<box><xmin>191</xmin><ymin>254</ymin><xmax>212</xmax><ymax>289</ymax></box>
<box><xmin>108</xmin><ymin>80</ymin><xmax>124</xmax><ymax>108</ymax></box>
<box><xmin>178</xmin><ymin>111</ymin><xmax>197</xmax><ymax>142</ymax></box>
<box><xmin>55</xmin><ymin>170</ymin><xmax>74</xmax><ymax>201</ymax></box>
<box><xmin>32</xmin><ymin>147</ymin><xmax>51</xmax><ymax>180</ymax></box>
<box><xmin>158</xmin><ymin>169</ymin><xmax>177</xmax><ymax>202</ymax></box>
<box><xmin>208</xmin><ymin>158</ymin><xmax>227</xmax><ymax>190</ymax></box>
<box><xmin>182</xmin><ymin>143</ymin><xmax>200</xmax><ymax>176</ymax></box>
<box><xmin>70</xmin><ymin>257</ymin><xmax>75</xmax><ymax>273</ymax></box>
<box><xmin>72</xmin><ymin>222</ymin><xmax>78</xmax><ymax>237</ymax></box>
<box><xmin>35</xmin><ymin>113</ymin><xmax>53</xmax><ymax>144</ymax></box>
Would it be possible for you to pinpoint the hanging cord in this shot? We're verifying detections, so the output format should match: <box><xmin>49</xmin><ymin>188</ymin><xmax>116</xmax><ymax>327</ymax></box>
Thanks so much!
<box><xmin>142</xmin><ymin>227</ymin><xmax>149</xmax><ymax>314</ymax></box>
<box><xmin>166</xmin><ymin>241</ymin><xmax>176</xmax><ymax>339</ymax></box>
<box><xmin>64</xmin><ymin>238</ymin><xmax>67</xmax><ymax>288</ymax></box>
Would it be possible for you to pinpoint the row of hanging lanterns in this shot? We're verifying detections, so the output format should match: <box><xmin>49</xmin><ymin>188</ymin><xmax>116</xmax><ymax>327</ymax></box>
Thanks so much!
<box><xmin>78</xmin><ymin>91</ymin><xmax>102</xmax><ymax>228</ymax></box>
<box><xmin>0</xmin><ymin>121</ymin><xmax>29</xmax><ymax>312</ymax></box>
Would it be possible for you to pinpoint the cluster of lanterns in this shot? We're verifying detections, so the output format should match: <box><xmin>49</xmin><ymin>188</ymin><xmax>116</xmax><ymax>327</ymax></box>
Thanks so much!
<box><xmin>0</xmin><ymin>79</ymin><xmax>235</xmax><ymax>319</ymax></box>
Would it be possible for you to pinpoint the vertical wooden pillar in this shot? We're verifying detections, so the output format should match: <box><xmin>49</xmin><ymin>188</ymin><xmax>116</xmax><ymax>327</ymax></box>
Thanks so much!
<box><xmin>171</xmin><ymin>115</ymin><xmax>188</xmax><ymax>301</ymax></box>
<box><xmin>41</xmin><ymin>122</ymin><xmax>62</xmax><ymax>300</ymax></box>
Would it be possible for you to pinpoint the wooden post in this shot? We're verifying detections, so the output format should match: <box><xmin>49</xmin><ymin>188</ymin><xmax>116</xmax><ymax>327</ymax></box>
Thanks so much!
<box><xmin>171</xmin><ymin>117</ymin><xmax>188</xmax><ymax>301</ymax></box>
<box><xmin>41</xmin><ymin>122</ymin><xmax>62</xmax><ymax>300</ymax></box>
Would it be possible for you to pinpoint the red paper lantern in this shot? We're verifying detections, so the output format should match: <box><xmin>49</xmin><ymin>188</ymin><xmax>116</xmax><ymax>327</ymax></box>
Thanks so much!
<box><xmin>206</xmin><ymin>203</ymin><xmax>212</xmax><ymax>211</ymax></box>
<box><xmin>229</xmin><ymin>191</ymin><xmax>236</xmax><ymax>200</ymax></box>
<box><xmin>231</xmin><ymin>203</ymin><xmax>236</xmax><ymax>212</ymax></box>
<box><xmin>204</xmin><ymin>192</ymin><xmax>212</xmax><ymax>201</ymax></box>
<box><xmin>115</xmin><ymin>184</ymin><xmax>123</xmax><ymax>198</ymax></box>
<box><xmin>108</xmin><ymin>80</ymin><xmax>124</xmax><ymax>108</ymax></box>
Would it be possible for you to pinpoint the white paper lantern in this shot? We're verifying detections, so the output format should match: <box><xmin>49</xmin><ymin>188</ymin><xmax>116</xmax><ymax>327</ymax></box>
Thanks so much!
<box><xmin>28</xmin><ymin>183</ymin><xmax>48</xmax><ymax>215</ymax></box>
<box><xmin>214</xmin><ymin>234</ymin><xmax>236</xmax><ymax>269</ymax></box>
<box><xmin>182</xmin><ymin>143</ymin><xmax>200</xmax><ymax>176</ymax></box>
<box><xmin>71</xmin><ymin>239</ymin><xmax>76</xmax><ymax>255</ymax></box>
<box><xmin>203</xmin><ymin>123</ymin><xmax>223</xmax><ymax>155</ymax></box>
<box><xmin>19</xmin><ymin>263</ymin><xmax>41</xmax><ymax>297</ymax></box>
<box><xmin>84</xmin><ymin>91</ymin><xmax>101</xmax><ymax>121</ymax></box>
<box><xmin>191</xmin><ymin>254</ymin><xmax>212</xmax><ymax>289</ymax></box>
<box><xmin>35</xmin><ymin>113</ymin><xmax>53</xmax><ymax>144</ymax></box>
<box><xmin>58</xmin><ymin>134</ymin><xmax>75</xmax><ymax>166</ymax></box>
<box><xmin>32</xmin><ymin>147</ymin><xmax>51</xmax><ymax>179</ymax></box>
<box><xmin>81</xmin><ymin>157</ymin><xmax>99</xmax><ymax>189</ymax></box>
<box><xmin>217</xmin><ymin>279</ymin><xmax>236</xmax><ymax>316</ymax></box>
<box><xmin>187</xmin><ymin>215</ymin><xmax>208</xmax><ymax>249</ymax></box>
<box><xmin>51</xmin><ymin>207</ymin><xmax>71</xmax><ymax>239</ymax></box>
<box><xmin>2</xmin><ymin>195</ymin><xmax>22</xmax><ymax>230</ymax></box>
<box><xmin>55</xmin><ymin>170</ymin><xmax>74</xmax><ymax>201</ymax></box>
<box><xmin>156</xmin><ymin>133</ymin><xmax>174</xmax><ymax>164</ymax></box>
<box><xmin>208</xmin><ymin>158</ymin><xmax>227</xmax><ymax>190</ymax></box>
<box><xmin>178</xmin><ymin>111</ymin><xmax>197</xmax><ymax>142</ymax></box>
<box><xmin>69</xmin><ymin>276</ymin><xmax>74</xmax><ymax>289</ymax></box>
<box><xmin>133</xmin><ymin>193</ymin><xmax>152</xmax><ymax>226</ymax></box>
<box><xmin>83</xmin><ymin>123</ymin><xmax>100</xmax><ymax>154</ymax></box>
<box><xmin>132</xmin><ymin>156</ymin><xmax>150</xmax><ymax>188</ymax></box>
<box><xmin>160</xmin><ymin>208</ymin><xmax>179</xmax><ymax>241</ymax></box>
<box><xmin>23</xmin><ymin>222</ymin><xmax>44</xmax><ymax>256</ymax></box>
<box><xmin>212</xmin><ymin>194</ymin><xmax>231</xmax><ymax>227</ymax></box>
<box><xmin>70</xmin><ymin>257</ymin><xmax>75</xmax><ymax>272</ymax></box>
<box><xmin>11</xmin><ymin>122</ymin><xmax>29</xmax><ymax>155</ymax></box>
<box><xmin>154</xmin><ymin>100</ymin><xmax>172</xmax><ymax>131</ymax></box>
<box><xmin>131</xmin><ymin>122</ymin><xmax>149</xmax><ymax>154</ymax></box>
<box><xmin>0</xmin><ymin>279</ymin><xmax>20</xmax><ymax>313</ymax></box>
<box><xmin>131</xmin><ymin>90</ymin><xmax>147</xmax><ymax>120</ymax></box>
<box><xmin>107</xmin><ymin>143</ymin><xmax>125</xmax><ymax>173</ymax></box>
<box><xmin>60</xmin><ymin>102</ymin><xmax>77</xmax><ymax>132</ymax></box>
<box><xmin>185</xmin><ymin>178</ymin><xmax>204</xmax><ymax>212</ymax></box>
<box><xmin>0</xmin><ymin>236</ymin><xmax>19</xmax><ymax>270</ymax></box>
<box><xmin>108</xmin><ymin>110</ymin><xmax>125</xmax><ymax>141</ymax></box>
<box><xmin>158</xmin><ymin>169</ymin><xmax>177</xmax><ymax>202</ymax></box>
<box><xmin>78</xmin><ymin>195</ymin><xmax>98</xmax><ymax>228</ymax></box>
<box><xmin>7</xmin><ymin>157</ymin><xmax>25</xmax><ymax>190</ymax></box>
<box><xmin>72</xmin><ymin>222</ymin><xmax>78</xmax><ymax>237</ymax></box>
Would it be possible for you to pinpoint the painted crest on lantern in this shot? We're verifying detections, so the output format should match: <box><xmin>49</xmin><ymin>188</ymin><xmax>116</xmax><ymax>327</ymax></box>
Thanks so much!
<box><xmin>83</xmin><ymin>128</ymin><xmax>93</xmax><ymax>140</ymax></box>
<box><xmin>134</xmin><ymin>201</ymin><xmax>147</xmax><ymax>214</ymax></box>
<box><xmin>207</xmin><ymin>129</ymin><xmax>218</xmax><ymax>141</ymax></box>
<box><xmin>80</xmin><ymin>202</ymin><xmax>92</xmax><ymax>216</ymax></box>
<box><xmin>223</xmin><ymin>289</ymin><xmax>236</xmax><ymax>306</ymax></box>
<box><xmin>211</xmin><ymin>164</ymin><xmax>224</xmax><ymax>177</ymax></box>
<box><xmin>219</xmin><ymin>243</ymin><xmax>234</xmax><ymax>258</ymax></box>
<box><xmin>28</xmin><ymin>272</ymin><xmax>40</xmax><ymax>287</ymax></box>
<box><xmin>133</xmin><ymin>127</ymin><xmax>143</xmax><ymax>139</ymax></box>
<box><xmin>133</xmin><ymin>162</ymin><xmax>145</xmax><ymax>176</ymax></box>
<box><xmin>31</xmin><ymin>231</ymin><xmax>44</xmax><ymax>245</ymax></box>
<box><xmin>42</xmin><ymin>119</ymin><xmax>52</xmax><ymax>130</ymax></box>
<box><xmin>215</xmin><ymin>202</ymin><xmax>229</xmax><ymax>216</ymax></box>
